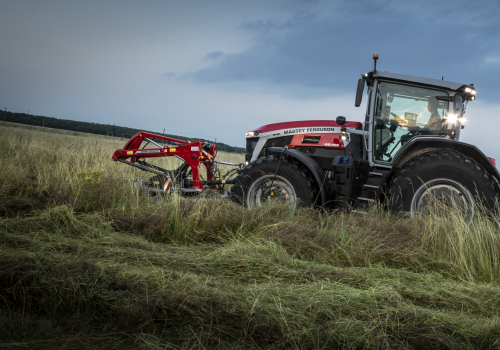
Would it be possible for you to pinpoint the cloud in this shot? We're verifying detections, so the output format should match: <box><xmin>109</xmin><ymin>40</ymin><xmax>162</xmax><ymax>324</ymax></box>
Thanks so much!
<box><xmin>186</xmin><ymin>0</ymin><xmax>500</xmax><ymax>102</ymax></box>
<box><xmin>204</xmin><ymin>51</ymin><xmax>224</xmax><ymax>61</ymax></box>
<box><xmin>483</xmin><ymin>56</ymin><xmax>500</xmax><ymax>65</ymax></box>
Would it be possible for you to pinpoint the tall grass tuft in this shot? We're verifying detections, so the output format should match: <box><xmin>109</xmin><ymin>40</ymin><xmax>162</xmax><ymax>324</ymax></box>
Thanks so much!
<box><xmin>419</xmin><ymin>199</ymin><xmax>500</xmax><ymax>282</ymax></box>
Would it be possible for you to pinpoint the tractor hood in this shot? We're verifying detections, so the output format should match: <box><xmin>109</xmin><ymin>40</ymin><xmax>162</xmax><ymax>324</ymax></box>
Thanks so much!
<box><xmin>245</xmin><ymin>119</ymin><xmax>363</xmax><ymax>163</ymax></box>
<box><xmin>251</xmin><ymin>120</ymin><xmax>362</xmax><ymax>133</ymax></box>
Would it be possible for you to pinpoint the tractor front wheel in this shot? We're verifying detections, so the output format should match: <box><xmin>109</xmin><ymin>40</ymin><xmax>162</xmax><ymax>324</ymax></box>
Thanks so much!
<box><xmin>231</xmin><ymin>156</ymin><xmax>318</xmax><ymax>209</ymax></box>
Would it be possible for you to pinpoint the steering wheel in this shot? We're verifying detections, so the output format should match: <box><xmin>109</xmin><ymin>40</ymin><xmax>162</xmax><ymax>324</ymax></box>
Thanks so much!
<box><xmin>386</xmin><ymin>115</ymin><xmax>402</xmax><ymax>132</ymax></box>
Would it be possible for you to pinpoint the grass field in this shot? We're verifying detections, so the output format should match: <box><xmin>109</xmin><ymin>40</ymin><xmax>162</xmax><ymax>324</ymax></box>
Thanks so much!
<box><xmin>2</xmin><ymin>122</ymin><xmax>500</xmax><ymax>349</ymax></box>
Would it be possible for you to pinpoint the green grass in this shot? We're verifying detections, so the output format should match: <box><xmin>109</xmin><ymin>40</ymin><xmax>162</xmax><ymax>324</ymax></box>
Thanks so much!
<box><xmin>1</xmin><ymin>122</ymin><xmax>500</xmax><ymax>349</ymax></box>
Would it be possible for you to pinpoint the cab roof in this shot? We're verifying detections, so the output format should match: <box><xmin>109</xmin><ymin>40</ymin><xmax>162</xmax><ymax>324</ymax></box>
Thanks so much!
<box><xmin>375</xmin><ymin>71</ymin><xmax>468</xmax><ymax>91</ymax></box>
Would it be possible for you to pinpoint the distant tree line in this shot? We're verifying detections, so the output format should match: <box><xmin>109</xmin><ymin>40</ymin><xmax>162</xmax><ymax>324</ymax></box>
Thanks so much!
<box><xmin>1</xmin><ymin>111</ymin><xmax>245</xmax><ymax>153</ymax></box>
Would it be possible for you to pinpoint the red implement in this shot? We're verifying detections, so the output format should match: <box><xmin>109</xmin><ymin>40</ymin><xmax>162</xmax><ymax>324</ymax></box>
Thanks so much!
<box><xmin>112</xmin><ymin>132</ymin><xmax>217</xmax><ymax>191</ymax></box>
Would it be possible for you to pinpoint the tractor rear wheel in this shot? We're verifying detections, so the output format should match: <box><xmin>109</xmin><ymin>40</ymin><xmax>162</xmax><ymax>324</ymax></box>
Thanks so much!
<box><xmin>231</xmin><ymin>155</ymin><xmax>319</xmax><ymax>209</ymax></box>
<box><xmin>387</xmin><ymin>151</ymin><xmax>500</xmax><ymax>220</ymax></box>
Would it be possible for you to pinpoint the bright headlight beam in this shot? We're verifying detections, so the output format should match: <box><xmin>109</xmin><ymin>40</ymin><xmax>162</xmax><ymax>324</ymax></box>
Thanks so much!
<box><xmin>465</xmin><ymin>87</ymin><xmax>472</xmax><ymax>93</ymax></box>
<box><xmin>458</xmin><ymin>117</ymin><xmax>467</xmax><ymax>124</ymax></box>
<box><xmin>246</xmin><ymin>131</ymin><xmax>262</xmax><ymax>138</ymax></box>
<box><xmin>447</xmin><ymin>114</ymin><xmax>458</xmax><ymax>122</ymax></box>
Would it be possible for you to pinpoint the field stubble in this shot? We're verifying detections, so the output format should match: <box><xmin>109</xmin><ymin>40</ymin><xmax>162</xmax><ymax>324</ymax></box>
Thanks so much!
<box><xmin>1</xmin><ymin>123</ymin><xmax>500</xmax><ymax>349</ymax></box>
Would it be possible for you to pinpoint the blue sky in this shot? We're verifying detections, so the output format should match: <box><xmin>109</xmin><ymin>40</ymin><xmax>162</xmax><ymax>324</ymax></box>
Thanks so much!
<box><xmin>1</xmin><ymin>0</ymin><xmax>499</xmax><ymax>158</ymax></box>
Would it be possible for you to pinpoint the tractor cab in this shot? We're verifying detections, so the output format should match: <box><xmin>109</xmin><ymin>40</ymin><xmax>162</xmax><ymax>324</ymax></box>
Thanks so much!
<box><xmin>356</xmin><ymin>56</ymin><xmax>476</xmax><ymax>166</ymax></box>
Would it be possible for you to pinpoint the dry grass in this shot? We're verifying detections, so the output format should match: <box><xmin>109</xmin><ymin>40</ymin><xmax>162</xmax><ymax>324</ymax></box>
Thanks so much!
<box><xmin>2</xmin><ymin>122</ymin><xmax>500</xmax><ymax>349</ymax></box>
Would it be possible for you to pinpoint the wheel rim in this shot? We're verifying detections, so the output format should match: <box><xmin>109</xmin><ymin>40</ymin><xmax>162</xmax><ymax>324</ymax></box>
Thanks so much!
<box><xmin>410</xmin><ymin>178</ymin><xmax>474</xmax><ymax>221</ymax></box>
<box><xmin>246</xmin><ymin>175</ymin><xmax>297</xmax><ymax>209</ymax></box>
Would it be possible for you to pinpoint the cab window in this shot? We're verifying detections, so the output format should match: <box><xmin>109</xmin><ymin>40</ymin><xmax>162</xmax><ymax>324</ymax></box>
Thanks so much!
<box><xmin>373</xmin><ymin>82</ymin><xmax>449</xmax><ymax>163</ymax></box>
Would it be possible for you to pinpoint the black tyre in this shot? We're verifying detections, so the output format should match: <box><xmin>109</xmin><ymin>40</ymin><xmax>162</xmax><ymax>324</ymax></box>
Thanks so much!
<box><xmin>387</xmin><ymin>151</ymin><xmax>500</xmax><ymax>220</ymax></box>
<box><xmin>231</xmin><ymin>155</ymin><xmax>319</xmax><ymax>209</ymax></box>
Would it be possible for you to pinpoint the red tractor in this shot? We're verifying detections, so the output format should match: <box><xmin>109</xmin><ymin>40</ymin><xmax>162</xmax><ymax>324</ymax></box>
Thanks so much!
<box><xmin>113</xmin><ymin>55</ymin><xmax>499</xmax><ymax>220</ymax></box>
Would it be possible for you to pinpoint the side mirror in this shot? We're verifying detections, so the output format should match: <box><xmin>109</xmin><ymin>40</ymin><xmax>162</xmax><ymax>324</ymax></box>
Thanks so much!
<box><xmin>355</xmin><ymin>79</ymin><xmax>365</xmax><ymax>107</ymax></box>
<box><xmin>454</xmin><ymin>95</ymin><xmax>463</xmax><ymax>115</ymax></box>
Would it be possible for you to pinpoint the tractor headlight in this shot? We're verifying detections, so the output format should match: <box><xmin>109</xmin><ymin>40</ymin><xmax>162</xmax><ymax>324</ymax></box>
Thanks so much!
<box><xmin>471</xmin><ymin>90</ymin><xmax>476</xmax><ymax>95</ymax></box>
<box><xmin>246</xmin><ymin>131</ymin><xmax>262</xmax><ymax>138</ymax></box>
<box><xmin>458</xmin><ymin>117</ymin><xmax>467</xmax><ymax>124</ymax></box>
<box><xmin>446</xmin><ymin>114</ymin><xmax>458</xmax><ymax>123</ymax></box>
<box><xmin>465</xmin><ymin>87</ymin><xmax>472</xmax><ymax>93</ymax></box>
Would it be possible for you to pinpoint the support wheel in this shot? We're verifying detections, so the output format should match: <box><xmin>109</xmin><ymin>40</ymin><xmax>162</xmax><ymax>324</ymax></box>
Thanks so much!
<box><xmin>387</xmin><ymin>151</ymin><xmax>500</xmax><ymax>221</ymax></box>
<box><xmin>231</xmin><ymin>155</ymin><xmax>318</xmax><ymax>209</ymax></box>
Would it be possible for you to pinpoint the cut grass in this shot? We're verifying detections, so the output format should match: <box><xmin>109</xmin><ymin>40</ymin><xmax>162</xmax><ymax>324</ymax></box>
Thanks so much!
<box><xmin>3</xmin><ymin>209</ymin><xmax>500</xmax><ymax>349</ymax></box>
<box><xmin>2</xmin><ymin>122</ymin><xmax>500</xmax><ymax>349</ymax></box>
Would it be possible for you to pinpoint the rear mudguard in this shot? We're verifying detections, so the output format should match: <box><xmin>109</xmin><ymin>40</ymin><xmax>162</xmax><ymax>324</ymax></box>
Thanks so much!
<box><xmin>267</xmin><ymin>147</ymin><xmax>331</xmax><ymax>208</ymax></box>
<box><xmin>393</xmin><ymin>138</ymin><xmax>500</xmax><ymax>181</ymax></box>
